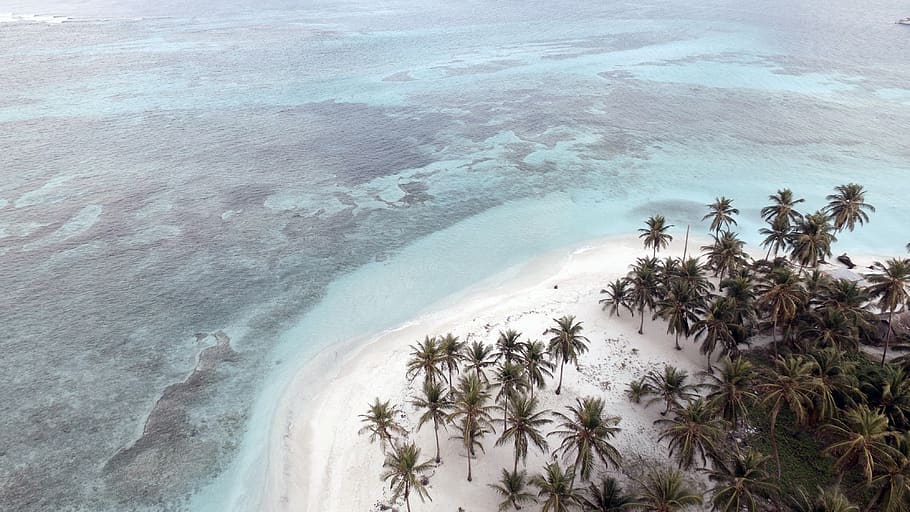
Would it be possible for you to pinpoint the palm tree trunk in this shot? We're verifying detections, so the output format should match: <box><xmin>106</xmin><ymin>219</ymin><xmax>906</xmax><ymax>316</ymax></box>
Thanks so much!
<box><xmin>556</xmin><ymin>360</ymin><xmax>565</xmax><ymax>395</ymax></box>
<box><xmin>433</xmin><ymin>416</ymin><xmax>441</xmax><ymax>463</ymax></box>
<box><xmin>514</xmin><ymin>450</ymin><xmax>519</xmax><ymax>473</ymax></box>
<box><xmin>765</xmin><ymin>245</ymin><xmax>772</xmax><ymax>261</ymax></box>
<box><xmin>882</xmin><ymin>309</ymin><xmax>894</xmax><ymax>367</ymax></box>
<box><xmin>772</xmin><ymin>318</ymin><xmax>778</xmax><ymax>357</ymax></box>
<box><xmin>770</xmin><ymin>411</ymin><xmax>781</xmax><ymax>478</ymax></box>
<box><xmin>448</xmin><ymin>367</ymin><xmax>454</xmax><ymax>396</ymax></box>
<box><xmin>674</xmin><ymin>332</ymin><xmax>681</xmax><ymax>350</ymax></box>
<box><xmin>683</xmin><ymin>225</ymin><xmax>690</xmax><ymax>260</ymax></box>
<box><xmin>863</xmin><ymin>483</ymin><xmax>886</xmax><ymax>512</ymax></box>
<box><xmin>467</xmin><ymin>448</ymin><xmax>473</xmax><ymax>482</ymax></box>
<box><xmin>638</xmin><ymin>306</ymin><xmax>645</xmax><ymax>334</ymax></box>
<box><xmin>405</xmin><ymin>483</ymin><xmax>412</xmax><ymax>512</ymax></box>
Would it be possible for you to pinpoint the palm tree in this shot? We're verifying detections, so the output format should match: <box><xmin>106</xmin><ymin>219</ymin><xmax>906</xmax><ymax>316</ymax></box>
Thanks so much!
<box><xmin>824</xmin><ymin>404</ymin><xmax>897</xmax><ymax>486</ymax></box>
<box><xmin>358</xmin><ymin>398</ymin><xmax>407</xmax><ymax>452</ymax></box>
<box><xmin>492</xmin><ymin>361</ymin><xmax>530</xmax><ymax>427</ymax></box>
<box><xmin>547</xmin><ymin>315</ymin><xmax>590</xmax><ymax>395</ymax></box>
<box><xmin>463</xmin><ymin>340</ymin><xmax>495</xmax><ymax>381</ymax></box>
<box><xmin>703</xmin><ymin>196</ymin><xmax>739</xmax><ymax>235</ymax></box>
<box><xmin>866</xmin><ymin>258</ymin><xmax>910</xmax><ymax>366</ymax></box>
<box><xmin>439</xmin><ymin>333</ymin><xmax>465</xmax><ymax>391</ymax></box>
<box><xmin>706</xmin><ymin>449</ymin><xmax>778</xmax><ymax>512</ymax></box>
<box><xmin>756</xmin><ymin>355</ymin><xmax>821</xmax><ymax>477</ymax></box>
<box><xmin>674</xmin><ymin>257</ymin><xmax>715</xmax><ymax>296</ymax></box>
<box><xmin>521</xmin><ymin>340</ymin><xmax>555</xmax><ymax>398</ymax></box>
<box><xmin>580</xmin><ymin>476</ymin><xmax>634</xmax><ymax>512</ymax></box>
<box><xmin>825</xmin><ymin>183</ymin><xmax>875</xmax><ymax>232</ymax></box>
<box><xmin>645</xmin><ymin>365</ymin><xmax>699</xmax><ymax>415</ymax></box>
<box><xmin>703</xmin><ymin>356</ymin><xmax>757</xmax><ymax>431</ymax></box>
<box><xmin>531</xmin><ymin>462</ymin><xmax>583</xmax><ymax>512</ymax></box>
<box><xmin>600</xmin><ymin>278</ymin><xmax>634</xmax><ymax>318</ymax></box>
<box><xmin>819</xmin><ymin>278</ymin><xmax>874</xmax><ymax>342</ymax></box>
<box><xmin>449</xmin><ymin>373</ymin><xmax>496</xmax><ymax>481</ymax></box>
<box><xmin>656</xmin><ymin>398</ymin><xmax>727</xmax><ymax>470</ymax></box>
<box><xmin>759</xmin><ymin>219</ymin><xmax>793</xmax><ymax>260</ymax></box>
<box><xmin>720</xmin><ymin>272</ymin><xmax>757</xmax><ymax>337</ymax></box>
<box><xmin>626</xmin><ymin>377</ymin><xmax>654</xmax><ymax>404</ymax></box>
<box><xmin>802</xmin><ymin>308</ymin><xmax>858</xmax><ymax>352</ymax></box>
<box><xmin>406</xmin><ymin>335</ymin><xmax>444</xmax><ymax>385</ymax></box>
<box><xmin>806</xmin><ymin>347</ymin><xmax>859</xmax><ymax>424</ymax></box>
<box><xmin>495</xmin><ymin>329</ymin><xmax>526</xmax><ymax>365</ymax></box>
<box><xmin>701</xmin><ymin>231</ymin><xmax>747</xmax><ymax>280</ymax></box>
<box><xmin>863</xmin><ymin>364</ymin><xmax>910</xmax><ymax>430</ymax></box>
<box><xmin>489</xmin><ymin>468</ymin><xmax>538</xmax><ymax>511</ymax></box>
<box><xmin>691</xmin><ymin>297</ymin><xmax>741</xmax><ymax>365</ymax></box>
<box><xmin>628</xmin><ymin>257</ymin><xmax>662</xmax><ymax>334</ymax></box>
<box><xmin>639</xmin><ymin>215</ymin><xmax>674</xmax><ymax>257</ymax></box>
<box><xmin>866</xmin><ymin>431</ymin><xmax>910</xmax><ymax>512</ymax></box>
<box><xmin>412</xmin><ymin>380</ymin><xmax>452</xmax><ymax>463</ymax></box>
<box><xmin>756</xmin><ymin>266</ymin><xmax>806</xmax><ymax>354</ymax></box>
<box><xmin>655</xmin><ymin>279</ymin><xmax>705</xmax><ymax>351</ymax></box>
<box><xmin>790</xmin><ymin>487</ymin><xmax>858</xmax><ymax>512</ymax></box>
<box><xmin>496</xmin><ymin>393</ymin><xmax>551</xmax><ymax>472</ymax></box>
<box><xmin>790</xmin><ymin>211</ymin><xmax>837</xmax><ymax>270</ymax></box>
<box><xmin>761</xmin><ymin>188</ymin><xmax>805</xmax><ymax>229</ymax></box>
<box><xmin>380</xmin><ymin>442</ymin><xmax>435</xmax><ymax>512</ymax></box>
<box><xmin>550</xmin><ymin>396</ymin><xmax>622</xmax><ymax>481</ymax></box>
<box><xmin>633</xmin><ymin>468</ymin><xmax>703</xmax><ymax>512</ymax></box>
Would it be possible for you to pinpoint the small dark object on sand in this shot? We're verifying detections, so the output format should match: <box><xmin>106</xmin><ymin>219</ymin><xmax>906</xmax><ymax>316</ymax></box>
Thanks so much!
<box><xmin>837</xmin><ymin>253</ymin><xmax>856</xmax><ymax>269</ymax></box>
<box><xmin>554</xmin><ymin>284</ymin><xmax>558</xmax><ymax>289</ymax></box>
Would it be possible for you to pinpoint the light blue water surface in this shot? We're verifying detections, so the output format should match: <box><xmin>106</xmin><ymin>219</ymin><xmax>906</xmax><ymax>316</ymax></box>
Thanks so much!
<box><xmin>1</xmin><ymin>0</ymin><xmax>909</xmax><ymax>509</ymax></box>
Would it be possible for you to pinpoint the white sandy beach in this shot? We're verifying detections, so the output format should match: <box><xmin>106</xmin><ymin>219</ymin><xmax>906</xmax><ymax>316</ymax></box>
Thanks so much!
<box><xmin>257</xmin><ymin>235</ymin><xmax>886</xmax><ymax>511</ymax></box>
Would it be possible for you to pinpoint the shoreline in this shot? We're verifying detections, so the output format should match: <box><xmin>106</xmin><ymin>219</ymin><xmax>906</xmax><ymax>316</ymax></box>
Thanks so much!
<box><xmin>256</xmin><ymin>233</ymin><xmax>894</xmax><ymax>511</ymax></box>
<box><xmin>259</xmin><ymin>234</ymin><xmax>713</xmax><ymax>511</ymax></box>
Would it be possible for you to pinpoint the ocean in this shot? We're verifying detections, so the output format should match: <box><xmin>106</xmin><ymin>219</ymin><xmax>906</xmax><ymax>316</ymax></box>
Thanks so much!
<box><xmin>1</xmin><ymin>0</ymin><xmax>909</xmax><ymax>509</ymax></box>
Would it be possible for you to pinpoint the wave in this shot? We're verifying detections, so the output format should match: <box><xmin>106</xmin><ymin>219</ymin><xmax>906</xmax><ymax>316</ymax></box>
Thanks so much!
<box><xmin>0</xmin><ymin>13</ymin><xmax>70</xmax><ymax>24</ymax></box>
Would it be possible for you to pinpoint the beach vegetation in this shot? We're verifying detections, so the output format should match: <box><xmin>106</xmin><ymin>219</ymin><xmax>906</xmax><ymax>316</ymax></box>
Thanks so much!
<box><xmin>546</xmin><ymin>315</ymin><xmax>590</xmax><ymax>395</ymax></box>
<box><xmin>521</xmin><ymin>340</ymin><xmax>555</xmax><ymax>399</ymax></box>
<box><xmin>439</xmin><ymin>333</ymin><xmax>466</xmax><ymax>391</ymax></box>
<box><xmin>639</xmin><ymin>215</ymin><xmax>674</xmax><ymax>258</ymax></box>
<box><xmin>380</xmin><ymin>441</ymin><xmax>435</xmax><ymax>512</ymax></box>
<box><xmin>703</xmin><ymin>196</ymin><xmax>739</xmax><ymax>235</ymax></box>
<box><xmin>644</xmin><ymin>365</ymin><xmax>699</xmax><ymax>416</ymax></box>
<box><xmin>406</xmin><ymin>335</ymin><xmax>445</xmax><ymax>385</ymax></box>
<box><xmin>579</xmin><ymin>476</ymin><xmax>634</xmax><ymax>512</ymax></box>
<box><xmin>449</xmin><ymin>373</ymin><xmax>497</xmax><ymax>481</ymax></box>
<box><xmin>632</xmin><ymin>467</ymin><xmax>703</xmax><ymax>511</ymax></box>
<box><xmin>412</xmin><ymin>380</ymin><xmax>453</xmax><ymax>463</ymax></box>
<box><xmin>825</xmin><ymin>183</ymin><xmax>876</xmax><ymax>233</ymax></box>
<box><xmin>488</xmin><ymin>468</ymin><xmax>537</xmax><ymax>511</ymax></box>
<box><xmin>549</xmin><ymin>396</ymin><xmax>622</xmax><ymax>481</ymax></box>
<box><xmin>655</xmin><ymin>398</ymin><xmax>726</xmax><ymax>470</ymax></box>
<box><xmin>705</xmin><ymin>448</ymin><xmax>777</xmax><ymax>512</ymax></box>
<box><xmin>496</xmin><ymin>393</ymin><xmax>552</xmax><ymax>473</ymax></box>
<box><xmin>530</xmin><ymin>462</ymin><xmax>583</xmax><ymax>512</ymax></box>
<box><xmin>358</xmin><ymin>398</ymin><xmax>407</xmax><ymax>453</ymax></box>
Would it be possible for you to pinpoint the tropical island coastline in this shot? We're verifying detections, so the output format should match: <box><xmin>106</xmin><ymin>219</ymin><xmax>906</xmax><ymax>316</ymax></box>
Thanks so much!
<box><xmin>262</xmin><ymin>185</ymin><xmax>910</xmax><ymax>512</ymax></box>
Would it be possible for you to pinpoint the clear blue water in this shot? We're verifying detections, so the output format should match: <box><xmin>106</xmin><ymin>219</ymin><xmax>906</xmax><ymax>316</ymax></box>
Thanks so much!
<box><xmin>1</xmin><ymin>0</ymin><xmax>909</xmax><ymax>509</ymax></box>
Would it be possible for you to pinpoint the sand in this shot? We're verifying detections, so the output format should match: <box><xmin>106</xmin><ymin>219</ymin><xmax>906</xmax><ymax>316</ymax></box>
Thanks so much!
<box><xmin>256</xmin><ymin>234</ymin><xmax>891</xmax><ymax>511</ymax></box>
<box><xmin>254</xmin><ymin>233</ymin><xmax>731</xmax><ymax>511</ymax></box>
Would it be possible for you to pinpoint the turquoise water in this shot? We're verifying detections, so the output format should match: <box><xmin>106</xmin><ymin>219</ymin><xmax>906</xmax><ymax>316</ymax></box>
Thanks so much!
<box><xmin>1</xmin><ymin>0</ymin><xmax>909</xmax><ymax>509</ymax></box>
